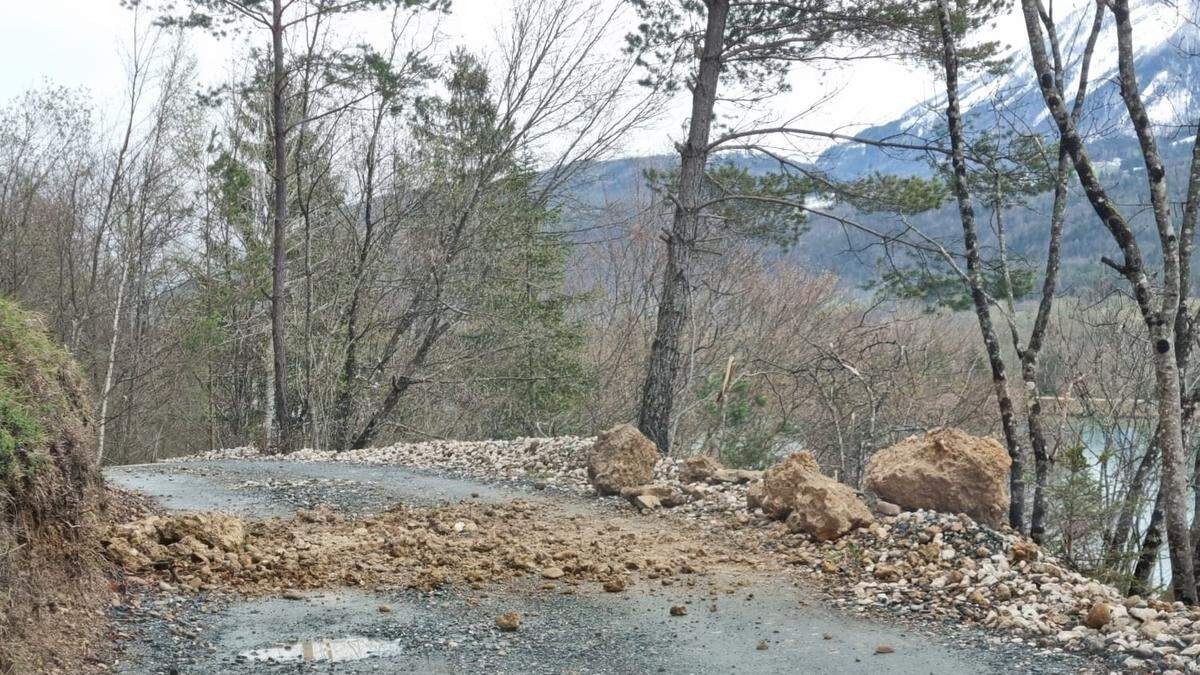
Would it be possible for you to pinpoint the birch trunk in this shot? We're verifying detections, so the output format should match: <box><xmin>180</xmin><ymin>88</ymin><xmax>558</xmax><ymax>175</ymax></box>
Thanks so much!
<box><xmin>96</xmin><ymin>252</ymin><xmax>130</xmax><ymax>465</ymax></box>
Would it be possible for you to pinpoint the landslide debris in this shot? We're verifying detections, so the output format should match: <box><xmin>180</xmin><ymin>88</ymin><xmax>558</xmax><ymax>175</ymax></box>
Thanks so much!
<box><xmin>176</xmin><ymin>435</ymin><xmax>1200</xmax><ymax>670</ymax></box>
<box><xmin>751</xmin><ymin>508</ymin><xmax>1200</xmax><ymax>672</ymax></box>
<box><xmin>103</xmin><ymin>500</ymin><xmax>763</xmax><ymax>596</ymax></box>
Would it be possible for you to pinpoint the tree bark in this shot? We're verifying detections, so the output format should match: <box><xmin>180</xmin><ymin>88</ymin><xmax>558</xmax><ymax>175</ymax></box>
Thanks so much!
<box><xmin>1025</xmin><ymin>146</ymin><xmax>1069</xmax><ymax>544</ymax></box>
<box><xmin>333</xmin><ymin>102</ymin><xmax>387</xmax><ymax>451</ymax></box>
<box><xmin>268</xmin><ymin>0</ymin><xmax>294</xmax><ymax>452</ymax></box>
<box><xmin>1105</xmin><ymin>433</ymin><xmax>1157</xmax><ymax>582</ymax></box>
<box><xmin>637</xmin><ymin>0</ymin><xmax>730</xmax><ymax>453</ymax></box>
<box><xmin>935</xmin><ymin>0</ymin><xmax>1025</xmax><ymax>531</ymax></box>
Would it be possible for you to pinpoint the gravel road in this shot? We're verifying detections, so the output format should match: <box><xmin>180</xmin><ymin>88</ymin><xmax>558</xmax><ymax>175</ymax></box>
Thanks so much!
<box><xmin>104</xmin><ymin>460</ymin><xmax>1105</xmax><ymax>674</ymax></box>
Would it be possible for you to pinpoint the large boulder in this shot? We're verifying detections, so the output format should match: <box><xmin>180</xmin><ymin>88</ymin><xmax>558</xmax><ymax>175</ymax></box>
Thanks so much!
<box><xmin>586</xmin><ymin>424</ymin><xmax>658</xmax><ymax>496</ymax></box>
<box><xmin>756</xmin><ymin>452</ymin><xmax>873</xmax><ymax>541</ymax></box>
<box><xmin>863</xmin><ymin>427</ymin><xmax>1011</xmax><ymax>528</ymax></box>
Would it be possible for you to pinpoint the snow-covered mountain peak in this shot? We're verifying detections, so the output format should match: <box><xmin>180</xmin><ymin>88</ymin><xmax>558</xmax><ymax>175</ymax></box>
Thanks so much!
<box><xmin>818</xmin><ymin>0</ymin><xmax>1200</xmax><ymax>177</ymax></box>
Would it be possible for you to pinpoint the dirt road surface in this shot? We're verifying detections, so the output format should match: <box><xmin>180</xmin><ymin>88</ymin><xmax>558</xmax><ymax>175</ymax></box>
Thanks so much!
<box><xmin>104</xmin><ymin>460</ymin><xmax>1105</xmax><ymax>674</ymax></box>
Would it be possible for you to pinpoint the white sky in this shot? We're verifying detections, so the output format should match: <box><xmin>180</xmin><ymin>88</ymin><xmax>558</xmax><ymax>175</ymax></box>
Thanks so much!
<box><xmin>0</xmin><ymin>0</ymin><xmax>1034</xmax><ymax>159</ymax></box>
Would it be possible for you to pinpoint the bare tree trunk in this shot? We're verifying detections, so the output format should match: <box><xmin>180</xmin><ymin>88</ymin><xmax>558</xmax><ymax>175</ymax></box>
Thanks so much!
<box><xmin>1110</xmin><ymin>0</ymin><xmax>1195</xmax><ymax>603</ymax></box>
<box><xmin>96</xmin><ymin>251</ymin><xmax>130</xmax><ymax>465</ymax></box>
<box><xmin>1106</xmin><ymin>434</ymin><xmax>1157</xmax><ymax>582</ymax></box>
<box><xmin>351</xmin><ymin>318</ymin><xmax>447</xmax><ymax>449</ymax></box>
<box><xmin>333</xmin><ymin>102</ymin><xmax>386</xmax><ymax>451</ymax></box>
<box><xmin>1024</xmin><ymin>146</ymin><xmax>1070</xmax><ymax>544</ymax></box>
<box><xmin>1132</xmin><ymin>483</ymin><xmax>1166</xmax><ymax>597</ymax></box>
<box><xmin>269</xmin><ymin>0</ymin><xmax>293</xmax><ymax>451</ymax></box>
<box><xmin>637</xmin><ymin>0</ymin><xmax>729</xmax><ymax>453</ymax></box>
<box><xmin>935</xmin><ymin>0</ymin><xmax>1025</xmax><ymax>530</ymax></box>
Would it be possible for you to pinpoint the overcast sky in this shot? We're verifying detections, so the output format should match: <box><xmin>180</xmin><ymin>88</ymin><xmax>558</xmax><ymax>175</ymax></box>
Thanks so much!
<box><xmin>0</xmin><ymin>0</ymin><xmax>1028</xmax><ymax>159</ymax></box>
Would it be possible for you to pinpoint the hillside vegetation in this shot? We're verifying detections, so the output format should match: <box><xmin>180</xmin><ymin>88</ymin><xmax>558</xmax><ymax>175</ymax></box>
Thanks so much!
<box><xmin>0</xmin><ymin>298</ymin><xmax>105</xmax><ymax>672</ymax></box>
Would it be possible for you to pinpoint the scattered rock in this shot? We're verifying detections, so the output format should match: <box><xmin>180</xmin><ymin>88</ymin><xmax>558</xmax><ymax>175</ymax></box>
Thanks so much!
<box><xmin>711</xmin><ymin>468</ymin><xmax>763</xmax><ymax>484</ymax></box>
<box><xmin>1084</xmin><ymin>602</ymin><xmax>1112</xmax><ymax>629</ymax></box>
<box><xmin>756</xmin><ymin>452</ymin><xmax>873</xmax><ymax>541</ymax></box>
<box><xmin>586</xmin><ymin>425</ymin><xmax>659</xmax><ymax>496</ymax></box>
<box><xmin>281</xmin><ymin>589</ymin><xmax>304</xmax><ymax>600</ymax></box>
<box><xmin>632</xmin><ymin>494</ymin><xmax>662</xmax><ymax>511</ymax></box>
<box><xmin>873</xmin><ymin>564</ymin><xmax>901</xmax><ymax>582</ymax></box>
<box><xmin>873</xmin><ymin>500</ymin><xmax>901</xmax><ymax>517</ymax></box>
<box><xmin>746</xmin><ymin>482</ymin><xmax>765</xmax><ymax>512</ymax></box>
<box><xmin>619</xmin><ymin>484</ymin><xmax>677</xmax><ymax>500</ymax></box>
<box><xmin>1129</xmin><ymin>606</ymin><xmax>1158</xmax><ymax>623</ymax></box>
<box><xmin>756</xmin><ymin>641</ymin><xmax>769</xmax><ymax>651</ymax></box>
<box><xmin>1009</xmin><ymin>539</ymin><xmax>1039</xmax><ymax>562</ymax></box>
<box><xmin>875</xmin><ymin>645</ymin><xmax>895</xmax><ymax>655</ymax></box>
<box><xmin>670</xmin><ymin>605</ymin><xmax>687</xmax><ymax>616</ymax></box>
<box><xmin>863</xmin><ymin>427</ymin><xmax>1011</xmax><ymax>528</ymax></box>
<box><xmin>603</xmin><ymin>578</ymin><xmax>627</xmax><ymax>593</ymax></box>
<box><xmin>540</xmin><ymin>567</ymin><xmax>565</xmax><ymax>580</ymax></box>
<box><xmin>679</xmin><ymin>455</ymin><xmax>724</xmax><ymax>483</ymax></box>
<box><xmin>495</xmin><ymin>612</ymin><xmax>521</xmax><ymax>631</ymax></box>
<box><xmin>377</xmin><ymin>604</ymin><xmax>392</xmax><ymax>613</ymax></box>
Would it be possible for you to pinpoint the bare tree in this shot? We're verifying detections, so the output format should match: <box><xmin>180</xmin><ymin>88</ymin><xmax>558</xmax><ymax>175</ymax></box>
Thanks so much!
<box><xmin>1020</xmin><ymin>0</ymin><xmax>1200</xmax><ymax>602</ymax></box>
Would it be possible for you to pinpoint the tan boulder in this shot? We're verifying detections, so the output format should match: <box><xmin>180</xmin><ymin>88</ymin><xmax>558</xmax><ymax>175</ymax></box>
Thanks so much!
<box><xmin>618</xmin><ymin>484</ymin><xmax>677</xmax><ymax>500</ymax></box>
<box><xmin>679</xmin><ymin>455</ymin><xmax>723</xmax><ymax>483</ymax></box>
<box><xmin>756</xmin><ymin>452</ymin><xmax>873</xmax><ymax>541</ymax></box>
<box><xmin>864</xmin><ymin>428</ymin><xmax>1011</xmax><ymax>528</ymax></box>
<box><xmin>618</xmin><ymin>483</ymin><xmax>689</xmax><ymax>508</ymax></box>
<box><xmin>586</xmin><ymin>424</ymin><xmax>659</xmax><ymax>496</ymax></box>
<box><xmin>679</xmin><ymin>455</ymin><xmax>761</xmax><ymax>484</ymax></box>
<box><xmin>711</xmin><ymin>468</ymin><xmax>762</xmax><ymax>484</ymax></box>
<box><xmin>157</xmin><ymin>512</ymin><xmax>246</xmax><ymax>552</ymax></box>
<box><xmin>631</xmin><ymin>494</ymin><xmax>661</xmax><ymax>510</ymax></box>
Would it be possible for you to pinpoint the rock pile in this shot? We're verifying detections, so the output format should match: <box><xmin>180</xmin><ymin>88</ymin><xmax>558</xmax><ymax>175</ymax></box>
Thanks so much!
<box><xmin>864</xmin><ymin>428</ymin><xmax>1011</xmax><ymax>529</ymax></box>
<box><xmin>177</xmin><ymin>437</ymin><xmax>595</xmax><ymax>488</ymax></box>
<box><xmin>760</xmin><ymin>508</ymin><xmax>1200</xmax><ymax>672</ymax></box>
<box><xmin>678</xmin><ymin>455</ymin><xmax>761</xmax><ymax>485</ymax></box>
<box><xmin>173</xmin><ymin>435</ymin><xmax>761</xmax><ymax>519</ymax></box>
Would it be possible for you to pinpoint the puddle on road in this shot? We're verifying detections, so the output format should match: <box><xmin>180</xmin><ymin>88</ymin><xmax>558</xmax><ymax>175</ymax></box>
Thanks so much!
<box><xmin>237</xmin><ymin>637</ymin><xmax>403</xmax><ymax>664</ymax></box>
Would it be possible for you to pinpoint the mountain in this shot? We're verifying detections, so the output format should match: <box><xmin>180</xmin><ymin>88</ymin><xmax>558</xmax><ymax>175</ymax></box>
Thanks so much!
<box><xmin>818</xmin><ymin>0</ymin><xmax>1200</xmax><ymax>178</ymax></box>
<box><xmin>563</xmin><ymin>1</ymin><xmax>1200</xmax><ymax>289</ymax></box>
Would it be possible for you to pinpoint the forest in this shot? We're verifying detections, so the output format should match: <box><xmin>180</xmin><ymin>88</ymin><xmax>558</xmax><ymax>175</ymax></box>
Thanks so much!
<box><xmin>4</xmin><ymin>0</ymin><xmax>1200</xmax><ymax>655</ymax></box>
